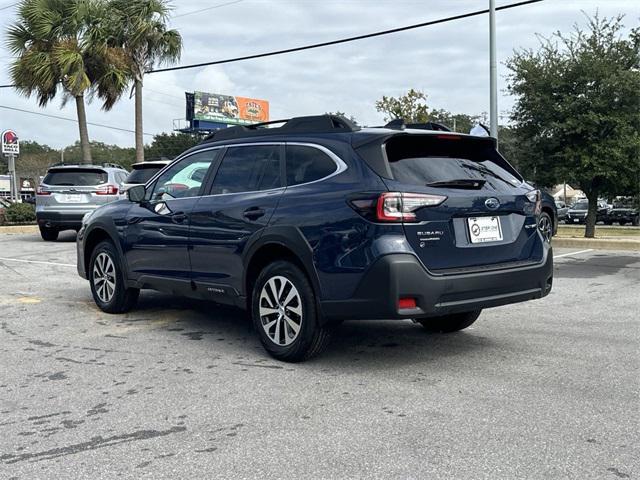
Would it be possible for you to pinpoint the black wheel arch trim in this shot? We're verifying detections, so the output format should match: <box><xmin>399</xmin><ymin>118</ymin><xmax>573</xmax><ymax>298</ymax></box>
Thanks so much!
<box><xmin>242</xmin><ymin>226</ymin><xmax>321</xmax><ymax>301</ymax></box>
<box><xmin>83</xmin><ymin>221</ymin><xmax>131</xmax><ymax>285</ymax></box>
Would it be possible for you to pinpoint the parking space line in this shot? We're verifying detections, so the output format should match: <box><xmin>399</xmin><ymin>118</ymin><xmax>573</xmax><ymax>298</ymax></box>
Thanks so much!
<box><xmin>553</xmin><ymin>249</ymin><xmax>593</xmax><ymax>259</ymax></box>
<box><xmin>0</xmin><ymin>257</ymin><xmax>75</xmax><ymax>268</ymax></box>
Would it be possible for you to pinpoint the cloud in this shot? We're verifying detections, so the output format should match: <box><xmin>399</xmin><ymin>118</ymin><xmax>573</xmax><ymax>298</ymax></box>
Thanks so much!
<box><xmin>0</xmin><ymin>0</ymin><xmax>637</xmax><ymax>148</ymax></box>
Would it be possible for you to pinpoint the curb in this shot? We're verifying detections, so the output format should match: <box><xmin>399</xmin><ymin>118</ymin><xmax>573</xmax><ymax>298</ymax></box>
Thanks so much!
<box><xmin>553</xmin><ymin>237</ymin><xmax>640</xmax><ymax>251</ymax></box>
<box><xmin>0</xmin><ymin>225</ymin><xmax>39</xmax><ymax>234</ymax></box>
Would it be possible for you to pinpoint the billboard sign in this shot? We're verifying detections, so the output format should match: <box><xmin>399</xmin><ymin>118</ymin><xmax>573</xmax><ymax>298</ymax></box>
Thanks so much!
<box><xmin>2</xmin><ymin>130</ymin><xmax>19</xmax><ymax>155</ymax></box>
<box><xmin>192</xmin><ymin>91</ymin><xmax>269</xmax><ymax>125</ymax></box>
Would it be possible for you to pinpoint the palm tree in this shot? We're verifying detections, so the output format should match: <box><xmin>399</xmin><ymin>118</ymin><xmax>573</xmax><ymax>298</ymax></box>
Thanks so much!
<box><xmin>108</xmin><ymin>0</ymin><xmax>182</xmax><ymax>162</ymax></box>
<box><xmin>7</xmin><ymin>0</ymin><xmax>130</xmax><ymax>164</ymax></box>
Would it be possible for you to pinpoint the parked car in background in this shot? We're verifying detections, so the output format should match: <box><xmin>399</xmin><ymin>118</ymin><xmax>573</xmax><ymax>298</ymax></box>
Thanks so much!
<box><xmin>525</xmin><ymin>181</ymin><xmax>557</xmax><ymax>241</ymax></box>
<box><xmin>538</xmin><ymin>190</ymin><xmax>557</xmax><ymax>241</ymax></box>
<box><xmin>565</xmin><ymin>199</ymin><xmax>609</xmax><ymax>224</ymax></box>
<box><xmin>555</xmin><ymin>200</ymin><xmax>569</xmax><ymax>222</ymax></box>
<box><xmin>119</xmin><ymin>160</ymin><xmax>172</xmax><ymax>197</ymax></box>
<box><xmin>36</xmin><ymin>163</ymin><xmax>128</xmax><ymax>241</ymax></box>
<box><xmin>605</xmin><ymin>198</ymin><xmax>639</xmax><ymax>225</ymax></box>
<box><xmin>77</xmin><ymin>114</ymin><xmax>553</xmax><ymax>362</ymax></box>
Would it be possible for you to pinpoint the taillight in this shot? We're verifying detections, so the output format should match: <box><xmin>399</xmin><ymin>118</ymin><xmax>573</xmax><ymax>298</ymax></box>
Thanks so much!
<box><xmin>95</xmin><ymin>184</ymin><xmax>118</xmax><ymax>195</ymax></box>
<box><xmin>36</xmin><ymin>186</ymin><xmax>51</xmax><ymax>195</ymax></box>
<box><xmin>526</xmin><ymin>189</ymin><xmax>541</xmax><ymax>215</ymax></box>
<box><xmin>376</xmin><ymin>192</ymin><xmax>447</xmax><ymax>222</ymax></box>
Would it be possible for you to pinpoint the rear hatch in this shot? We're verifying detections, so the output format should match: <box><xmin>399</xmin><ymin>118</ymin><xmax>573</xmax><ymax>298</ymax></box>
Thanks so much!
<box><xmin>39</xmin><ymin>168</ymin><xmax>112</xmax><ymax>208</ymax></box>
<box><xmin>376</xmin><ymin>133</ymin><xmax>542</xmax><ymax>273</ymax></box>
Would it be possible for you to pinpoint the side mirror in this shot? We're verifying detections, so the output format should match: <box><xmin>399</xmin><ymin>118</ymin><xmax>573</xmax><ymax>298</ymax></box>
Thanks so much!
<box><xmin>127</xmin><ymin>184</ymin><xmax>146</xmax><ymax>203</ymax></box>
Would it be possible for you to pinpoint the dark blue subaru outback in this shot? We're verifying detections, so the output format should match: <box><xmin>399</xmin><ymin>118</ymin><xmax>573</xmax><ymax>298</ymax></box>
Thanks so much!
<box><xmin>77</xmin><ymin>115</ymin><xmax>553</xmax><ymax>361</ymax></box>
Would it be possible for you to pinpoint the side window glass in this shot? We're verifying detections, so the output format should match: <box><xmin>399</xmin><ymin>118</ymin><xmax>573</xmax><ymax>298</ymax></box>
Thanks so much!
<box><xmin>149</xmin><ymin>151</ymin><xmax>215</xmax><ymax>201</ymax></box>
<box><xmin>210</xmin><ymin>145</ymin><xmax>281</xmax><ymax>195</ymax></box>
<box><xmin>286</xmin><ymin>145</ymin><xmax>338</xmax><ymax>186</ymax></box>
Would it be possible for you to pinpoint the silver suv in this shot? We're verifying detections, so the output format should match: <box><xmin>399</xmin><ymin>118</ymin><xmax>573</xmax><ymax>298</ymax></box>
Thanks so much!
<box><xmin>36</xmin><ymin>164</ymin><xmax>128</xmax><ymax>241</ymax></box>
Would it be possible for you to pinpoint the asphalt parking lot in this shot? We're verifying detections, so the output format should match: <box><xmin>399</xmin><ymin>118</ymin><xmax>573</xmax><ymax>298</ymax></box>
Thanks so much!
<box><xmin>0</xmin><ymin>231</ymin><xmax>638</xmax><ymax>479</ymax></box>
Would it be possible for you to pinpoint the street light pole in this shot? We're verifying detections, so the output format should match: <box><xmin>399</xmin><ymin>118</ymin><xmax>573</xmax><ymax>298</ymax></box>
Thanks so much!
<box><xmin>489</xmin><ymin>0</ymin><xmax>498</xmax><ymax>141</ymax></box>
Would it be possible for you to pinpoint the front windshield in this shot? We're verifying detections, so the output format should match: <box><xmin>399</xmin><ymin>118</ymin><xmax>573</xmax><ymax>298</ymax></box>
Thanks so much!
<box><xmin>573</xmin><ymin>201</ymin><xmax>588</xmax><ymax>209</ymax></box>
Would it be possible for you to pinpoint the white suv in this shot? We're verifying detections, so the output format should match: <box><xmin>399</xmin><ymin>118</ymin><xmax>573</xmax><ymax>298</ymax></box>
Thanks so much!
<box><xmin>36</xmin><ymin>164</ymin><xmax>128</xmax><ymax>241</ymax></box>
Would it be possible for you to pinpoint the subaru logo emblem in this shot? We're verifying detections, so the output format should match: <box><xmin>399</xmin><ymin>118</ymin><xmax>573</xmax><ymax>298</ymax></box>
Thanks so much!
<box><xmin>485</xmin><ymin>198</ymin><xmax>500</xmax><ymax>210</ymax></box>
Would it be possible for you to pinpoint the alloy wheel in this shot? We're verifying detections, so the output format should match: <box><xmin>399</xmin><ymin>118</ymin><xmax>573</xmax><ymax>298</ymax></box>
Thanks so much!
<box><xmin>93</xmin><ymin>252</ymin><xmax>116</xmax><ymax>303</ymax></box>
<box><xmin>259</xmin><ymin>276</ymin><xmax>303</xmax><ymax>346</ymax></box>
<box><xmin>538</xmin><ymin>214</ymin><xmax>552</xmax><ymax>242</ymax></box>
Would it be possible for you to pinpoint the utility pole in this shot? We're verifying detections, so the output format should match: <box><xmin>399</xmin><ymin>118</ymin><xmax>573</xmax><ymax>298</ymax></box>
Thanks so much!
<box><xmin>8</xmin><ymin>154</ymin><xmax>18</xmax><ymax>202</ymax></box>
<box><xmin>489</xmin><ymin>0</ymin><xmax>498</xmax><ymax>141</ymax></box>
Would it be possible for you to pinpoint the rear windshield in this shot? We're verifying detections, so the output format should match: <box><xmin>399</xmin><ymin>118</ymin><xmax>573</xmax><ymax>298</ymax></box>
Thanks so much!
<box><xmin>43</xmin><ymin>168</ymin><xmax>107</xmax><ymax>186</ymax></box>
<box><xmin>385</xmin><ymin>135</ymin><xmax>522</xmax><ymax>191</ymax></box>
<box><xmin>125</xmin><ymin>165</ymin><xmax>164</xmax><ymax>184</ymax></box>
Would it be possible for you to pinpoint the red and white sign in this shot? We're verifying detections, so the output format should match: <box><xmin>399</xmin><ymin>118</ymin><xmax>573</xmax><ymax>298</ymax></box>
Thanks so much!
<box><xmin>2</xmin><ymin>130</ymin><xmax>19</xmax><ymax>155</ymax></box>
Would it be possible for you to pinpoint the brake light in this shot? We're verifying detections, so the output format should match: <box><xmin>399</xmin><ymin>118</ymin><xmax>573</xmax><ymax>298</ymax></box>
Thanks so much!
<box><xmin>526</xmin><ymin>189</ymin><xmax>541</xmax><ymax>215</ymax></box>
<box><xmin>398</xmin><ymin>297</ymin><xmax>417</xmax><ymax>309</ymax></box>
<box><xmin>95</xmin><ymin>184</ymin><xmax>119</xmax><ymax>195</ymax></box>
<box><xmin>376</xmin><ymin>192</ymin><xmax>447</xmax><ymax>222</ymax></box>
<box><xmin>36</xmin><ymin>186</ymin><xmax>51</xmax><ymax>195</ymax></box>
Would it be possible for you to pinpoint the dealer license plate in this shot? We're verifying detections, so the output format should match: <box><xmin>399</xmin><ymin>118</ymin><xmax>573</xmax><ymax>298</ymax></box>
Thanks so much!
<box><xmin>468</xmin><ymin>216</ymin><xmax>503</xmax><ymax>244</ymax></box>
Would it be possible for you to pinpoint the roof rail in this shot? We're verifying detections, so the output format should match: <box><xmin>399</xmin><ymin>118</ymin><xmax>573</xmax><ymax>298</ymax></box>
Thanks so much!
<box><xmin>376</xmin><ymin>119</ymin><xmax>452</xmax><ymax>132</ymax></box>
<box><xmin>406</xmin><ymin>122</ymin><xmax>451</xmax><ymax>132</ymax></box>
<box><xmin>48</xmin><ymin>162</ymin><xmax>126</xmax><ymax>169</ymax></box>
<box><xmin>203</xmin><ymin>114</ymin><xmax>360</xmax><ymax>143</ymax></box>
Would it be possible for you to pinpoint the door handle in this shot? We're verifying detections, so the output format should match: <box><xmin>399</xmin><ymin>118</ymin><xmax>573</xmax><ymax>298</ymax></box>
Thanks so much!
<box><xmin>243</xmin><ymin>207</ymin><xmax>266</xmax><ymax>220</ymax></box>
<box><xmin>171</xmin><ymin>212</ymin><xmax>187</xmax><ymax>224</ymax></box>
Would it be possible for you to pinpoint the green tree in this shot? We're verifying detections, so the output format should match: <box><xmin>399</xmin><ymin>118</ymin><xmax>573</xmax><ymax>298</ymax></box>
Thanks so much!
<box><xmin>7</xmin><ymin>0</ymin><xmax>130</xmax><ymax>164</ymax></box>
<box><xmin>429</xmin><ymin>109</ymin><xmax>483</xmax><ymax>133</ymax></box>
<box><xmin>16</xmin><ymin>141</ymin><xmax>58</xmax><ymax>191</ymax></box>
<box><xmin>62</xmin><ymin>141</ymin><xmax>136</xmax><ymax>169</ymax></box>
<box><xmin>375</xmin><ymin>89</ymin><xmax>430</xmax><ymax>123</ymax></box>
<box><xmin>107</xmin><ymin>0</ymin><xmax>182</xmax><ymax>162</ymax></box>
<box><xmin>507</xmin><ymin>14</ymin><xmax>640</xmax><ymax>237</ymax></box>
<box><xmin>374</xmin><ymin>90</ymin><xmax>485</xmax><ymax>133</ymax></box>
<box><xmin>144</xmin><ymin>132</ymin><xmax>201</xmax><ymax>160</ymax></box>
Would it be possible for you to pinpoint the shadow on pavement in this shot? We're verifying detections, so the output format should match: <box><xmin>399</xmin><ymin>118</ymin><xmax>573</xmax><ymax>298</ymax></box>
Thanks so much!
<box><xmin>115</xmin><ymin>290</ymin><xmax>497</xmax><ymax>368</ymax></box>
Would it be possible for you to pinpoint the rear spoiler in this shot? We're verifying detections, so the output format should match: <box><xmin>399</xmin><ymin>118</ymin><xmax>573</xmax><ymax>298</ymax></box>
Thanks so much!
<box><xmin>353</xmin><ymin>131</ymin><xmax>516</xmax><ymax>181</ymax></box>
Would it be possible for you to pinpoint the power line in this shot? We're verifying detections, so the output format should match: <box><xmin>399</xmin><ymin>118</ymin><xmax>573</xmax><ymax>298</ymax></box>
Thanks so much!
<box><xmin>0</xmin><ymin>105</ymin><xmax>155</xmax><ymax>136</ymax></box>
<box><xmin>0</xmin><ymin>0</ymin><xmax>544</xmax><ymax>87</ymax></box>
<box><xmin>149</xmin><ymin>0</ymin><xmax>544</xmax><ymax>74</ymax></box>
<box><xmin>172</xmin><ymin>0</ymin><xmax>244</xmax><ymax>19</ymax></box>
<box><xmin>0</xmin><ymin>2</ymin><xmax>18</xmax><ymax>12</ymax></box>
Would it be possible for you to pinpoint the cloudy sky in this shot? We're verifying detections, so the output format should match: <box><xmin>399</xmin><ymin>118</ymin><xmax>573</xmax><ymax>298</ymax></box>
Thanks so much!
<box><xmin>0</xmin><ymin>0</ymin><xmax>637</xmax><ymax>149</ymax></box>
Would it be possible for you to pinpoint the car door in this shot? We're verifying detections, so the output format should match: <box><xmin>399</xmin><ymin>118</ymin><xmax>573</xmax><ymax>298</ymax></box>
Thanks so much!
<box><xmin>123</xmin><ymin>150</ymin><xmax>218</xmax><ymax>294</ymax></box>
<box><xmin>188</xmin><ymin>144</ymin><xmax>285</xmax><ymax>302</ymax></box>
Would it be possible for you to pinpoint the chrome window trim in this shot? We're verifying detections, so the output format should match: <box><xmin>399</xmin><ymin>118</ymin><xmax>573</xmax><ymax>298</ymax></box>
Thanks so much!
<box><xmin>142</xmin><ymin>141</ymin><xmax>348</xmax><ymax>201</ymax></box>
<box><xmin>284</xmin><ymin>142</ymin><xmax>347</xmax><ymax>189</ymax></box>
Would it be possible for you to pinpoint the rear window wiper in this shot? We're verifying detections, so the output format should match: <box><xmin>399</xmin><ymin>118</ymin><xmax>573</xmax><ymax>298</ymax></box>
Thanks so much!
<box><xmin>426</xmin><ymin>179</ymin><xmax>486</xmax><ymax>189</ymax></box>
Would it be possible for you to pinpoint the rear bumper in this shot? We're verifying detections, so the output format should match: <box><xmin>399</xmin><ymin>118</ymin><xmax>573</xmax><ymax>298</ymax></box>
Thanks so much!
<box><xmin>36</xmin><ymin>210</ymin><xmax>89</xmax><ymax>230</ymax></box>
<box><xmin>320</xmin><ymin>248</ymin><xmax>553</xmax><ymax>321</ymax></box>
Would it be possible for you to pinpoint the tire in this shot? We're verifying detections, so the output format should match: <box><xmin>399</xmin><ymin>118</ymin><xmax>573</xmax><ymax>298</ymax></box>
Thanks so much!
<box><xmin>251</xmin><ymin>260</ymin><xmax>332</xmax><ymax>362</ymax></box>
<box><xmin>538</xmin><ymin>212</ymin><xmax>553</xmax><ymax>242</ymax></box>
<box><xmin>633</xmin><ymin>217</ymin><xmax>639</xmax><ymax>227</ymax></box>
<box><xmin>89</xmin><ymin>240</ymin><xmax>139</xmax><ymax>314</ymax></box>
<box><xmin>39</xmin><ymin>226</ymin><xmax>59</xmax><ymax>241</ymax></box>
<box><xmin>604</xmin><ymin>220</ymin><xmax>612</xmax><ymax>225</ymax></box>
<box><xmin>619</xmin><ymin>221</ymin><xmax>627</xmax><ymax>226</ymax></box>
<box><xmin>418</xmin><ymin>310</ymin><xmax>482</xmax><ymax>333</ymax></box>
